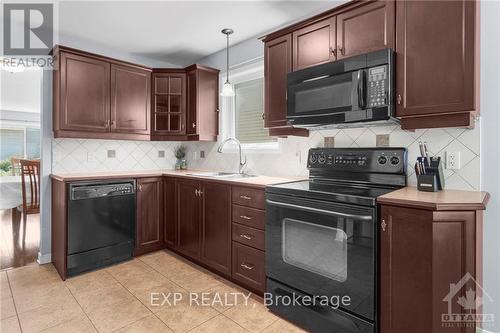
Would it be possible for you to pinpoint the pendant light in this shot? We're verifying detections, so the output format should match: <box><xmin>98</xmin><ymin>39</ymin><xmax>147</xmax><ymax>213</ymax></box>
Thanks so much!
<box><xmin>220</xmin><ymin>28</ymin><xmax>235</xmax><ymax>97</ymax></box>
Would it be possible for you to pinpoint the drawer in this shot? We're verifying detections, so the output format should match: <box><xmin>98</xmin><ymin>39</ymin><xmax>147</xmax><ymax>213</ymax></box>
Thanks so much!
<box><xmin>232</xmin><ymin>186</ymin><xmax>265</xmax><ymax>209</ymax></box>
<box><xmin>232</xmin><ymin>223</ymin><xmax>265</xmax><ymax>251</ymax></box>
<box><xmin>232</xmin><ymin>242</ymin><xmax>265</xmax><ymax>293</ymax></box>
<box><xmin>232</xmin><ymin>205</ymin><xmax>265</xmax><ymax>230</ymax></box>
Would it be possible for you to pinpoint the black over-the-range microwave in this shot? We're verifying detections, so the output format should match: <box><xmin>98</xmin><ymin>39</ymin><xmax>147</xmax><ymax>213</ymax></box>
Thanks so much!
<box><xmin>287</xmin><ymin>48</ymin><xmax>395</xmax><ymax>127</ymax></box>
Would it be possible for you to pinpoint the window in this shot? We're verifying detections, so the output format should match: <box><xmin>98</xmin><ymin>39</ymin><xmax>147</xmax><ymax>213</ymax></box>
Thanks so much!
<box><xmin>0</xmin><ymin>127</ymin><xmax>40</xmax><ymax>160</ymax></box>
<box><xmin>221</xmin><ymin>59</ymin><xmax>278</xmax><ymax>150</ymax></box>
<box><xmin>234</xmin><ymin>78</ymin><xmax>274</xmax><ymax>144</ymax></box>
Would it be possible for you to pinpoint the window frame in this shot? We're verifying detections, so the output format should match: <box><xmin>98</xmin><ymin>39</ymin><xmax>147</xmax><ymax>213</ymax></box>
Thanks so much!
<box><xmin>0</xmin><ymin>123</ymin><xmax>41</xmax><ymax>160</ymax></box>
<box><xmin>219</xmin><ymin>58</ymin><xmax>281</xmax><ymax>153</ymax></box>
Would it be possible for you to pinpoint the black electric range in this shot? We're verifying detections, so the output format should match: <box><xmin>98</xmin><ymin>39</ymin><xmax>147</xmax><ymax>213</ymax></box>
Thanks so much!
<box><xmin>265</xmin><ymin>147</ymin><xmax>407</xmax><ymax>333</ymax></box>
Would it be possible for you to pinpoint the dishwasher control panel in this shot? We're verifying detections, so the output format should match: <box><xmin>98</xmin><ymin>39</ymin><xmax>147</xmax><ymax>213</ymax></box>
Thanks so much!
<box><xmin>70</xmin><ymin>180</ymin><xmax>135</xmax><ymax>200</ymax></box>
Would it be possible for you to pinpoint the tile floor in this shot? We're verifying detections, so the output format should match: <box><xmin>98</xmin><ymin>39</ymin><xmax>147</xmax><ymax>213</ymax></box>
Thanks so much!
<box><xmin>0</xmin><ymin>250</ymin><xmax>306</xmax><ymax>333</ymax></box>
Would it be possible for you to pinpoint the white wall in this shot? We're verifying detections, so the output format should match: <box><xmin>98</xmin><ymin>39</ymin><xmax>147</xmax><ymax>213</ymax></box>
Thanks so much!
<box><xmin>0</xmin><ymin>69</ymin><xmax>41</xmax><ymax>113</ymax></box>
<box><xmin>480</xmin><ymin>1</ymin><xmax>500</xmax><ymax>330</ymax></box>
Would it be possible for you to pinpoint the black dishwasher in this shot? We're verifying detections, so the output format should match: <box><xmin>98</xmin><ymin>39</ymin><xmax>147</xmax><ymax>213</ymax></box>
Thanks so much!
<box><xmin>67</xmin><ymin>179</ymin><xmax>136</xmax><ymax>277</ymax></box>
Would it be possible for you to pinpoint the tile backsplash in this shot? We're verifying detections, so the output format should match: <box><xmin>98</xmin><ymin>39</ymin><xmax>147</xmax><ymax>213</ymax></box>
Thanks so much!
<box><xmin>52</xmin><ymin>121</ymin><xmax>481</xmax><ymax>190</ymax></box>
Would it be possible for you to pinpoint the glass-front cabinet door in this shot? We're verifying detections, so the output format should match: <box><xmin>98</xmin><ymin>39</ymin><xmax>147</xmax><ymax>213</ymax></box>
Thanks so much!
<box><xmin>152</xmin><ymin>73</ymin><xmax>186</xmax><ymax>135</ymax></box>
<box><xmin>266</xmin><ymin>193</ymin><xmax>376</xmax><ymax>321</ymax></box>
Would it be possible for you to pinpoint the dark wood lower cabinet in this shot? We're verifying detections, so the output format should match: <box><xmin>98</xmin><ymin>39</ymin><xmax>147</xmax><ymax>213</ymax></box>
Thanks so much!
<box><xmin>201</xmin><ymin>182</ymin><xmax>231</xmax><ymax>276</ymax></box>
<box><xmin>177</xmin><ymin>179</ymin><xmax>201</xmax><ymax>260</ymax></box>
<box><xmin>232</xmin><ymin>242</ymin><xmax>266</xmax><ymax>293</ymax></box>
<box><xmin>135</xmin><ymin>177</ymin><xmax>164</xmax><ymax>255</ymax></box>
<box><xmin>379</xmin><ymin>205</ymin><xmax>480</xmax><ymax>333</ymax></box>
<box><xmin>163</xmin><ymin>177</ymin><xmax>177</xmax><ymax>248</ymax></box>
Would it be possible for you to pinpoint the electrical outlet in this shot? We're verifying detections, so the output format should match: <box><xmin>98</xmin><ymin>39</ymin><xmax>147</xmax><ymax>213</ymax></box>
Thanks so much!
<box><xmin>324</xmin><ymin>137</ymin><xmax>335</xmax><ymax>148</ymax></box>
<box><xmin>107</xmin><ymin>150</ymin><xmax>116</xmax><ymax>158</ymax></box>
<box><xmin>376</xmin><ymin>134</ymin><xmax>390</xmax><ymax>147</ymax></box>
<box><xmin>446</xmin><ymin>151</ymin><xmax>461</xmax><ymax>170</ymax></box>
<box><xmin>200</xmin><ymin>150</ymin><xmax>205</xmax><ymax>158</ymax></box>
<box><xmin>87</xmin><ymin>152</ymin><xmax>96</xmax><ymax>163</ymax></box>
<box><xmin>158</xmin><ymin>150</ymin><xmax>165</xmax><ymax>158</ymax></box>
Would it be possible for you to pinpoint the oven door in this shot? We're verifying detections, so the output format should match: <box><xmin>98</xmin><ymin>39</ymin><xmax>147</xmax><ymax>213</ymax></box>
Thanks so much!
<box><xmin>287</xmin><ymin>69</ymin><xmax>366</xmax><ymax>125</ymax></box>
<box><xmin>266</xmin><ymin>193</ymin><xmax>376</xmax><ymax>321</ymax></box>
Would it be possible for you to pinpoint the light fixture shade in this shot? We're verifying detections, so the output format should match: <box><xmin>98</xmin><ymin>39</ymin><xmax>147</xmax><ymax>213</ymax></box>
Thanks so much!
<box><xmin>221</xmin><ymin>81</ymin><xmax>235</xmax><ymax>97</ymax></box>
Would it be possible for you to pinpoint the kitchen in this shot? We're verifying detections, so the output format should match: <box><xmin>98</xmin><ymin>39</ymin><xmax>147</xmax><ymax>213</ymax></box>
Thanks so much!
<box><xmin>1</xmin><ymin>0</ymin><xmax>499</xmax><ymax>333</ymax></box>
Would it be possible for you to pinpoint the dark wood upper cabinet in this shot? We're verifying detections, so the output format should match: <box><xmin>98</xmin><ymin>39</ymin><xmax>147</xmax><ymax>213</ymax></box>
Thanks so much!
<box><xmin>57</xmin><ymin>51</ymin><xmax>110</xmax><ymax>133</ymax></box>
<box><xmin>151</xmin><ymin>71</ymin><xmax>187</xmax><ymax>138</ymax></box>
<box><xmin>380</xmin><ymin>205</ymin><xmax>479</xmax><ymax>333</ymax></box>
<box><xmin>336</xmin><ymin>0</ymin><xmax>395</xmax><ymax>59</ymax></box>
<box><xmin>110</xmin><ymin>64</ymin><xmax>151</xmax><ymax>135</ymax></box>
<box><xmin>163</xmin><ymin>177</ymin><xmax>177</xmax><ymax>249</ymax></box>
<box><xmin>185</xmin><ymin>65</ymin><xmax>219</xmax><ymax>141</ymax></box>
<box><xmin>264</xmin><ymin>34</ymin><xmax>291</xmax><ymax>129</ymax></box>
<box><xmin>201</xmin><ymin>182</ymin><xmax>231</xmax><ymax>276</ymax></box>
<box><xmin>135</xmin><ymin>177</ymin><xmax>164</xmax><ymax>255</ymax></box>
<box><xmin>395</xmin><ymin>0</ymin><xmax>477</xmax><ymax>128</ymax></box>
<box><xmin>263</xmin><ymin>35</ymin><xmax>309</xmax><ymax>137</ymax></box>
<box><xmin>177</xmin><ymin>179</ymin><xmax>201</xmax><ymax>260</ymax></box>
<box><xmin>292</xmin><ymin>17</ymin><xmax>336</xmax><ymax>71</ymax></box>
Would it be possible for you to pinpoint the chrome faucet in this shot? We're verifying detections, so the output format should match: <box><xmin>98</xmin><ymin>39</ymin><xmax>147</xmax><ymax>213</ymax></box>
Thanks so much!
<box><xmin>217</xmin><ymin>137</ymin><xmax>247</xmax><ymax>174</ymax></box>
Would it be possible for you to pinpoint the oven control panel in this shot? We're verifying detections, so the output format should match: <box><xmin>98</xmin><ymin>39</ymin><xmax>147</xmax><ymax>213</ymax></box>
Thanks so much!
<box><xmin>307</xmin><ymin>148</ymin><xmax>406</xmax><ymax>174</ymax></box>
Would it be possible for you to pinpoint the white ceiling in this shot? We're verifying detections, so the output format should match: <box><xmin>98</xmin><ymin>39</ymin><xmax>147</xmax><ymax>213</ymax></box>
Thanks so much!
<box><xmin>57</xmin><ymin>1</ymin><xmax>344</xmax><ymax>67</ymax></box>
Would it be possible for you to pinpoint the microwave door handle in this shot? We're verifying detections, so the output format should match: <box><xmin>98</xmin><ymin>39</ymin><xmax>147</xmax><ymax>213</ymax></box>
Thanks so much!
<box><xmin>266</xmin><ymin>199</ymin><xmax>372</xmax><ymax>221</ymax></box>
<box><xmin>357</xmin><ymin>70</ymin><xmax>366</xmax><ymax>108</ymax></box>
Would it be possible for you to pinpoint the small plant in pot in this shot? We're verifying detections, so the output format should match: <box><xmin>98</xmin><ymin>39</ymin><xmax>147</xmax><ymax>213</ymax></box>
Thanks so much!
<box><xmin>174</xmin><ymin>145</ymin><xmax>187</xmax><ymax>170</ymax></box>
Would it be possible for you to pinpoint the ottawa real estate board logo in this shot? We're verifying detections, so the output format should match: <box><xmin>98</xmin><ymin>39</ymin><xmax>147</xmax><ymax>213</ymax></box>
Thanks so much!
<box><xmin>2</xmin><ymin>3</ymin><xmax>53</xmax><ymax>69</ymax></box>
<box><xmin>442</xmin><ymin>272</ymin><xmax>494</xmax><ymax>330</ymax></box>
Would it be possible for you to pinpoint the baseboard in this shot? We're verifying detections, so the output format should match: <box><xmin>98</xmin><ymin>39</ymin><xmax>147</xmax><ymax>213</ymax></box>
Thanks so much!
<box><xmin>37</xmin><ymin>252</ymin><xmax>52</xmax><ymax>264</ymax></box>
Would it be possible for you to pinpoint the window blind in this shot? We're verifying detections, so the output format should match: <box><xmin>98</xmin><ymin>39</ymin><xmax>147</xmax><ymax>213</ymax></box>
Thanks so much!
<box><xmin>234</xmin><ymin>78</ymin><xmax>276</xmax><ymax>144</ymax></box>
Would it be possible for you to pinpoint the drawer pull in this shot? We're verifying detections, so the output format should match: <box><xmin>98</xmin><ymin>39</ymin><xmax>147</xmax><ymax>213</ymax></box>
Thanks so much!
<box><xmin>239</xmin><ymin>234</ymin><xmax>253</xmax><ymax>240</ymax></box>
<box><xmin>239</xmin><ymin>195</ymin><xmax>252</xmax><ymax>200</ymax></box>
<box><xmin>240</xmin><ymin>215</ymin><xmax>252</xmax><ymax>220</ymax></box>
<box><xmin>241</xmin><ymin>263</ymin><xmax>254</xmax><ymax>270</ymax></box>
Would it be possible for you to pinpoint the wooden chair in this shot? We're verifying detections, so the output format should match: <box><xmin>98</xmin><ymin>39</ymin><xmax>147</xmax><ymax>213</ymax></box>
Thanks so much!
<box><xmin>20</xmin><ymin>159</ymin><xmax>40</xmax><ymax>215</ymax></box>
<box><xmin>10</xmin><ymin>157</ymin><xmax>22</xmax><ymax>176</ymax></box>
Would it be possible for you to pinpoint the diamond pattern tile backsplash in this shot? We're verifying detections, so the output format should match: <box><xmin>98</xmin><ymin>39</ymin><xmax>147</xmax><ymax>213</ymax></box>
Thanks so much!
<box><xmin>52</xmin><ymin>120</ymin><xmax>481</xmax><ymax>190</ymax></box>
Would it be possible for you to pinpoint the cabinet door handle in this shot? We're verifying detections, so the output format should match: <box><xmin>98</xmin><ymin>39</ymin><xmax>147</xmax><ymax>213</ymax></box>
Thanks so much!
<box><xmin>261</xmin><ymin>113</ymin><xmax>265</xmax><ymax>120</ymax></box>
<box><xmin>239</xmin><ymin>195</ymin><xmax>252</xmax><ymax>200</ymax></box>
<box><xmin>338</xmin><ymin>46</ymin><xmax>344</xmax><ymax>56</ymax></box>
<box><xmin>192</xmin><ymin>122</ymin><xmax>196</xmax><ymax>128</ymax></box>
<box><xmin>199</xmin><ymin>190</ymin><xmax>203</xmax><ymax>196</ymax></box>
<box><xmin>241</xmin><ymin>263</ymin><xmax>254</xmax><ymax>270</ymax></box>
<box><xmin>138</xmin><ymin>184</ymin><xmax>142</xmax><ymax>192</ymax></box>
<box><xmin>381</xmin><ymin>219</ymin><xmax>387</xmax><ymax>232</ymax></box>
<box><xmin>240</xmin><ymin>215</ymin><xmax>252</xmax><ymax>220</ymax></box>
<box><xmin>397</xmin><ymin>94</ymin><xmax>402</xmax><ymax>105</ymax></box>
<box><xmin>110</xmin><ymin>120</ymin><xmax>115</xmax><ymax>128</ymax></box>
<box><xmin>104</xmin><ymin>120</ymin><xmax>109</xmax><ymax>128</ymax></box>
<box><xmin>239</xmin><ymin>234</ymin><xmax>253</xmax><ymax>240</ymax></box>
<box><xmin>330</xmin><ymin>47</ymin><xmax>337</xmax><ymax>57</ymax></box>
<box><xmin>195</xmin><ymin>189</ymin><xmax>199</xmax><ymax>196</ymax></box>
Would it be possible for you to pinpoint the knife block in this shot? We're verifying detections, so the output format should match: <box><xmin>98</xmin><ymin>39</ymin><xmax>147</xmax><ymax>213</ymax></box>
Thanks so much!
<box><xmin>416</xmin><ymin>156</ymin><xmax>445</xmax><ymax>192</ymax></box>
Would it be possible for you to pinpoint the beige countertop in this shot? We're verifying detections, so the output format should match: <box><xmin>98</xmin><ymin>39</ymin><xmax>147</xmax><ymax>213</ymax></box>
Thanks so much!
<box><xmin>377</xmin><ymin>187</ymin><xmax>490</xmax><ymax>211</ymax></box>
<box><xmin>50</xmin><ymin>170</ymin><xmax>303</xmax><ymax>188</ymax></box>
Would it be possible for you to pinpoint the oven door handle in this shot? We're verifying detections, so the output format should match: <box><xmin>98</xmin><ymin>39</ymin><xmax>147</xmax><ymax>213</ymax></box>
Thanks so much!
<box><xmin>266</xmin><ymin>199</ymin><xmax>372</xmax><ymax>221</ymax></box>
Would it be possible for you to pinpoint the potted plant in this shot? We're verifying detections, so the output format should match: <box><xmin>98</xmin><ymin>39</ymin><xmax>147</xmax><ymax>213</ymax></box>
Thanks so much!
<box><xmin>174</xmin><ymin>145</ymin><xmax>187</xmax><ymax>170</ymax></box>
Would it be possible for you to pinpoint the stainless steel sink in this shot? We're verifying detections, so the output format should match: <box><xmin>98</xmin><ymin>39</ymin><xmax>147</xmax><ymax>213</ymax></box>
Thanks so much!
<box><xmin>187</xmin><ymin>172</ymin><xmax>256</xmax><ymax>179</ymax></box>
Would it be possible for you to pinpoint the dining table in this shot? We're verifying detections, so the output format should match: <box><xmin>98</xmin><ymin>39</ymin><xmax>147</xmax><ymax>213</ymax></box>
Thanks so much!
<box><xmin>0</xmin><ymin>175</ymin><xmax>22</xmax><ymax>210</ymax></box>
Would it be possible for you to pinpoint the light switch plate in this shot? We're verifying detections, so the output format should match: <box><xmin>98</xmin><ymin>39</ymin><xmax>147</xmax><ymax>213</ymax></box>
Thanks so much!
<box><xmin>376</xmin><ymin>134</ymin><xmax>390</xmax><ymax>147</ymax></box>
<box><xmin>87</xmin><ymin>152</ymin><xmax>96</xmax><ymax>163</ymax></box>
<box><xmin>324</xmin><ymin>137</ymin><xmax>335</xmax><ymax>148</ymax></box>
<box><xmin>107</xmin><ymin>150</ymin><xmax>116</xmax><ymax>158</ymax></box>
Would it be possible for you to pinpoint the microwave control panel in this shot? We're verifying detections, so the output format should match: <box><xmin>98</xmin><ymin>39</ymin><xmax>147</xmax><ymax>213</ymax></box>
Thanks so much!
<box><xmin>367</xmin><ymin>65</ymin><xmax>388</xmax><ymax>107</ymax></box>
